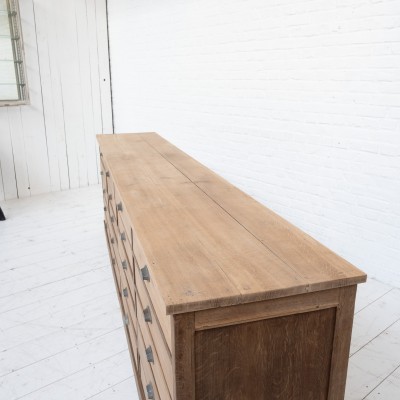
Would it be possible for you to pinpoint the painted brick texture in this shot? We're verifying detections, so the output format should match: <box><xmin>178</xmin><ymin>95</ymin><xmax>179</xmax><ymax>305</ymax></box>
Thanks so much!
<box><xmin>108</xmin><ymin>0</ymin><xmax>400</xmax><ymax>286</ymax></box>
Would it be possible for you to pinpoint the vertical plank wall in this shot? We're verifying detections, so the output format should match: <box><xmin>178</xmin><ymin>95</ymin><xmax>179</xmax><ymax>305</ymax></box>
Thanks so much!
<box><xmin>0</xmin><ymin>0</ymin><xmax>113</xmax><ymax>201</ymax></box>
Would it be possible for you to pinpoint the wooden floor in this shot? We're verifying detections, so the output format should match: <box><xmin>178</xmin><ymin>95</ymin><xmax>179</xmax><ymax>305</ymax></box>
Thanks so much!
<box><xmin>0</xmin><ymin>185</ymin><xmax>398</xmax><ymax>400</ymax></box>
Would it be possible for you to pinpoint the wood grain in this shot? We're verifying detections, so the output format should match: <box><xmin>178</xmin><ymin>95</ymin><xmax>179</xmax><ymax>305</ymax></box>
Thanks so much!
<box><xmin>195</xmin><ymin>287</ymin><xmax>340</xmax><ymax>330</ymax></box>
<box><xmin>135</xmin><ymin>259</ymin><xmax>173</xmax><ymax>354</ymax></box>
<box><xmin>97</xmin><ymin>133</ymin><xmax>366</xmax><ymax>315</ymax></box>
<box><xmin>97</xmin><ymin>133</ymin><xmax>366</xmax><ymax>400</ymax></box>
<box><xmin>141</xmin><ymin>133</ymin><xmax>367</xmax><ymax>288</ymax></box>
<box><xmin>172</xmin><ymin>313</ymin><xmax>196</xmax><ymax>400</ymax></box>
<box><xmin>136</xmin><ymin>293</ymin><xmax>173</xmax><ymax>398</ymax></box>
<box><xmin>138</xmin><ymin>330</ymin><xmax>163</xmax><ymax>400</ymax></box>
<box><xmin>195</xmin><ymin>308</ymin><xmax>336</xmax><ymax>400</ymax></box>
<box><xmin>327</xmin><ymin>285</ymin><xmax>357</xmax><ymax>399</ymax></box>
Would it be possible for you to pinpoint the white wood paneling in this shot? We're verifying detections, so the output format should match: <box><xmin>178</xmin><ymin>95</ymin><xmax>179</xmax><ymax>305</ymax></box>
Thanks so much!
<box><xmin>0</xmin><ymin>185</ymin><xmax>138</xmax><ymax>400</ymax></box>
<box><xmin>0</xmin><ymin>0</ymin><xmax>113</xmax><ymax>201</ymax></box>
<box><xmin>95</xmin><ymin>0</ymin><xmax>113</xmax><ymax>134</ymax></box>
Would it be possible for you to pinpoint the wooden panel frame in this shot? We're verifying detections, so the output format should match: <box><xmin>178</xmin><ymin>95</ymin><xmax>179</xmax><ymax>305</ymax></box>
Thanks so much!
<box><xmin>173</xmin><ymin>287</ymin><xmax>357</xmax><ymax>400</ymax></box>
<box><xmin>172</xmin><ymin>313</ymin><xmax>196</xmax><ymax>400</ymax></box>
<box><xmin>328</xmin><ymin>285</ymin><xmax>357</xmax><ymax>399</ymax></box>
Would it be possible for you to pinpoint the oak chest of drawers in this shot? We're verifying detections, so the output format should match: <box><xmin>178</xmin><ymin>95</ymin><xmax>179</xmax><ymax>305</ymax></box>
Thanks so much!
<box><xmin>97</xmin><ymin>133</ymin><xmax>366</xmax><ymax>400</ymax></box>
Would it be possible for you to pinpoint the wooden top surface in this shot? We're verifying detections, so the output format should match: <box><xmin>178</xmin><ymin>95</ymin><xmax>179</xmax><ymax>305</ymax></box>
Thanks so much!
<box><xmin>97</xmin><ymin>133</ymin><xmax>366</xmax><ymax>314</ymax></box>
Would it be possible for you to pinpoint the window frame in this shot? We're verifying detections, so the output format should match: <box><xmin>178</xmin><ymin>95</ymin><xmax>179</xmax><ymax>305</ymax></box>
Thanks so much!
<box><xmin>0</xmin><ymin>0</ymin><xmax>29</xmax><ymax>106</ymax></box>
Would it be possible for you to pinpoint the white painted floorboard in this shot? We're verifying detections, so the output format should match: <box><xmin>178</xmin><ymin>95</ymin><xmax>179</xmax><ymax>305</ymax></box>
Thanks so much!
<box><xmin>0</xmin><ymin>186</ymin><xmax>138</xmax><ymax>400</ymax></box>
<box><xmin>0</xmin><ymin>185</ymin><xmax>399</xmax><ymax>399</ymax></box>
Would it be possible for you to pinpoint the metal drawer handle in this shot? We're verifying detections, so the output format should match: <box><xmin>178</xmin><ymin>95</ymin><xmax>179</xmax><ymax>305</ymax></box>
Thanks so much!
<box><xmin>103</xmin><ymin>206</ymin><xmax>107</xmax><ymax>212</ymax></box>
<box><xmin>108</xmin><ymin>194</ymin><xmax>112</xmax><ymax>200</ymax></box>
<box><xmin>100</xmin><ymin>152</ymin><xmax>103</xmax><ymax>157</ymax></box>
<box><xmin>110</xmin><ymin>237</ymin><xmax>115</xmax><ymax>244</ymax></box>
<box><xmin>121</xmin><ymin>260</ymin><xmax>128</xmax><ymax>270</ymax></box>
<box><xmin>120</xmin><ymin>232</ymin><xmax>126</xmax><ymax>241</ymax></box>
<box><xmin>106</xmin><ymin>171</ymin><xmax>110</xmax><ymax>177</ymax></box>
<box><xmin>146</xmin><ymin>383</ymin><xmax>154</xmax><ymax>400</ymax></box>
<box><xmin>111</xmin><ymin>215</ymin><xmax>115</xmax><ymax>223</ymax></box>
<box><xmin>123</xmin><ymin>288</ymin><xmax>128</xmax><ymax>298</ymax></box>
<box><xmin>123</xmin><ymin>314</ymin><xmax>129</xmax><ymax>326</ymax></box>
<box><xmin>140</xmin><ymin>265</ymin><xmax>150</xmax><ymax>282</ymax></box>
<box><xmin>111</xmin><ymin>258</ymin><xmax>116</xmax><ymax>266</ymax></box>
<box><xmin>145</xmin><ymin>346</ymin><xmax>154</xmax><ymax>364</ymax></box>
<box><xmin>143</xmin><ymin>306</ymin><xmax>152</xmax><ymax>323</ymax></box>
<box><xmin>117</xmin><ymin>202</ymin><xmax>123</xmax><ymax>212</ymax></box>
<box><xmin>100</xmin><ymin>171</ymin><xmax>104</xmax><ymax>176</ymax></box>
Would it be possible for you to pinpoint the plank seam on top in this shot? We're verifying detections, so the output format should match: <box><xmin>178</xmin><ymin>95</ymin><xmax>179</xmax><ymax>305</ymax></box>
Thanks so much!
<box><xmin>140</xmin><ymin>135</ymin><xmax>308</xmax><ymax>290</ymax></box>
<box><xmin>109</xmin><ymin>136</ymin><xmax>245</xmax><ymax>306</ymax></box>
<box><xmin>97</xmin><ymin>133</ymin><xmax>366</xmax><ymax>314</ymax></box>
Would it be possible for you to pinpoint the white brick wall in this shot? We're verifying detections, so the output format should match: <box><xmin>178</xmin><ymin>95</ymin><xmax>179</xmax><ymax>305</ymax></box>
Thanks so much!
<box><xmin>108</xmin><ymin>0</ymin><xmax>400</xmax><ymax>286</ymax></box>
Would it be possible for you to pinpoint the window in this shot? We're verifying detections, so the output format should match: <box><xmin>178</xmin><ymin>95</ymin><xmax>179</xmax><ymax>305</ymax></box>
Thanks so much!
<box><xmin>0</xmin><ymin>0</ymin><xmax>28</xmax><ymax>105</ymax></box>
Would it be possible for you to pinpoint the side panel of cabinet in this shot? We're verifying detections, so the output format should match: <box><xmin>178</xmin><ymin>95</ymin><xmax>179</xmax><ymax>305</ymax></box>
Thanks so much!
<box><xmin>173</xmin><ymin>287</ymin><xmax>356</xmax><ymax>400</ymax></box>
<box><xmin>194</xmin><ymin>308</ymin><xmax>336</xmax><ymax>400</ymax></box>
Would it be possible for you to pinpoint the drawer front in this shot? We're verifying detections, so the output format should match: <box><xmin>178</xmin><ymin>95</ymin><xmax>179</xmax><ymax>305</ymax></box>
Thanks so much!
<box><xmin>121</xmin><ymin>296</ymin><xmax>138</xmax><ymax>366</ymax></box>
<box><xmin>138</xmin><ymin>330</ymin><xmax>163</xmax><ymax>400</ymax></box>
<box><xmin>114</xmin><ymin>186</ymin><xmax>132</xmax><ymax>246</ymax></box>
<box><xmin>105</xmin><ymin>216</ymin><xmax>138</xmax><ymax>367</ymax></box>
<box><xmin>114</xmin><ymin>187</ymin><xmax>134</xmax><ymax>273</ymax></box>
<box><xmin>121</xmin><ymin>271</ymin><xmax>138</xmax><ymax>336</ymax></box>
<box><xmin>100</xmin><ymin>156</ymin><xmax>113</xmax><ymax>196</ymax></box>
<box><xmin>117</xmin><ymin>223</ymin><xmax>134</xmax><ymax>276</ymax></box>
<box><xmin>105</xmin><ymin>212</ymin><xmax>119</xmax><ymax>264</ymax></box>
<box><xmin>104</xmin><ymin>221</ymin><xmax>116</xmax><ymax>277</ymax></box>
<box><xmin>100</xmin><ymin>162</ymin><xmax>107</xmax><ymax>192</ymax></box>
<box><xmin>105</xmin><ymin>220</ymin><xmax>121</xmax><ymax>288</ymax></box>
<box><xmin>135</xmin><ymin>259</ymin><xmax>172</xmax><ymax>351</ymax></box>
<box><xmin>137</xmin><ymin>293</ymin><xmax>173</xmax><ymax>398</ymax></box>
<box><xmin>114</xmin><ymin>243</ymin><xmax>133</xmax><ymax>300</ymax></box>
<box><xmin>109</xmin><ymin>190</ymin><xmax>117</xmax><ymax>220</ymax></box>
<box><xmin>109</xmin><ymin>239</ymin><xmax>121</xmax><ymax>291</ymax></box>
<box><xmin>106</xmin><ymin>172</ymin><xmax>114</xmax><ymax>200</ymax></box>
<box><xmin>109</xmin><ymin>205</ymin><xmax>117</xmax><ymax>232</ymax></box>
<box><xmin>123</xmin><ymin>264</ymin><xmax>135</xmax><ymax>305</ymax></box>
<box><xmin>102</xmin><ymin>187</ymin><xmax>109</xmax><ymax>209</ymax></box>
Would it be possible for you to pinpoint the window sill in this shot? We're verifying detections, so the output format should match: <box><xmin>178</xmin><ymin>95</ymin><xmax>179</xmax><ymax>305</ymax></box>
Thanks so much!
<box><xmin>0</xmin><ymin>99</ymin><xmax>30</xmax><ymax>107</ymax></box>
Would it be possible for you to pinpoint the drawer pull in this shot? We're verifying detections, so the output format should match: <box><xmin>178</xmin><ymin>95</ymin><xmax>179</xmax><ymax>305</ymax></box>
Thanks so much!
<box><xmin>140</xmin><ymin>265</ymin><xmax>150</xmax><ymax>282</ymax></box>
<box><xmin>117</xmin><ymin>202</ymin><xmax>123</xmax><ymax>212</ymax></box>
<box><xmin>146</xmin><ymin>383</ymin><xmax>155</xmax><ymax>400</ymax></box>
<box><xmin>110</xmin><ymin>237</ymin><xmax>115</xmax><ymax>244</ymax></box>
<box><xmin>103</xmin><ymin>188</ymin><xmax>106</xmax><ymax>194</ymax></box>
<box><xmin>112</xmin><ymin>258</ymin><xmax>116</xmax><ymax>266</ymax></box>
<box><xmin>121</xmin><ymin>260</ymin><xmax>128</xmax><ymax>270</ymax></box>
<box><xmin>111</xmin><ymin>215</ymin><xmax>115</xmax><ymax>223</ymax></box>
<box><xmin>120</xmin><ymin>232</ymin><xmax>126</xmax><ymax>241</ymax></box>
<box><xmin>123</xmin><ymin>288</ymin><xmax>128</xmax><ymax>298</ymax></box>
<box><xmin>145</xmin><ymin>346</ymin><xmax>154</xmax><ymax>363</ymax></box>
<box><xmin>100</xmin><ymin>152</ymin><xmax>103</xmax><ymax>156</ymax></box>
<box><xmin>143</xmin><ymin>306</ymin><xmax>152</xmax><ymax>323</ymax></box>
<box><xmin>123</xmin><ymin>314</ymin><xmax>129</xmax><ymax>326</ymax></box>
<box><xmin>100</xmin><ymin>171</ymin><xmax>104</xmax><ymax>176</ymax></box>
<box><xmin>108</xmin><ymin>194</ymin><xmax>112</xmax><ymax>200</ymax></box>
<box><xmin>106</xmin><ymin>171</ymin><xmax>110</xmax><ymax>177</ymax></box>
<box><xmin>103</xmin><ymin>206</ymin><xmax>107</xmax><ymax>212</ymax></box>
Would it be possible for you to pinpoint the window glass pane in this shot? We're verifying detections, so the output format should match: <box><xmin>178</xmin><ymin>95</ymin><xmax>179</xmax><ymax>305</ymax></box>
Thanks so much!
<box><xmin>0</xmin><ymin>35</ymin><xmax>13</xmax><ymax>60</ymax></box>
<box><xmin>0</xmin><ymin>83</ymin><xmax>18</xmax><ymax>100</ymax></box>
<box><xmin>0</xmin><ymin>0</ymin><xmax>27</xmax><ymax>103</ymax></box>
<box><xmin>0</xmin><ymin>12</ymin><xmax>10</xmax><ymax>36</ymax></box>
